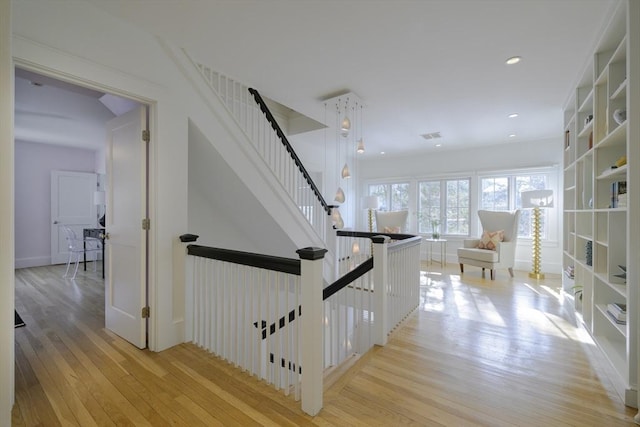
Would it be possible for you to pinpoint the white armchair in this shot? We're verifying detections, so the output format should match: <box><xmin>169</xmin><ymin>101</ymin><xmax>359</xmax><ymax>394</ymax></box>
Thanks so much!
<box><xmin>457</xmin><ymin>210</ymin><xmax>521</xmax><ymax>280</ymax></box>
<box><xmin>375</xmin><ymin>210</ymin><xmax>409</xmax><ymax>233</ymax></box>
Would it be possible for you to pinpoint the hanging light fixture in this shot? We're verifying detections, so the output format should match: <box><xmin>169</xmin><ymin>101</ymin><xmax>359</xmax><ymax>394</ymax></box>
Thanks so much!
<box><xmin>331</xmin><ymin>206</ymin><xmax>342</xmax><ymax>222</ymax></box>
<box><xmin>340</xmin><ymin>98</ymin><xmax>351</xmax><ymax>137</ymax></box>
<box><xmin>340</xmin><ymin>116</ymin><xmax>351</xmax><ymax>137</ymax></box>
<box><xmin>352</xmin><ymin>241</ymin><xmax>360</xmax><ymax>254</ymax></box>
<box><xmin>356</xmin><ymin>103</ymin><xmax>365</xmax><ymax>153</ymax></box>
<box><xmin>341</xmin><ymin>163</ymin><xmax>351</xmax><ymax>179</ymax></box>
<box><xmin>324</xmin><ymin>92</ymin><xmax>364</xmax><ymax>229</ymax></box>
<box><xmin>331</xmin><ymin>206</ymin><xmax>344</xmax><ymax>229</ymax></box>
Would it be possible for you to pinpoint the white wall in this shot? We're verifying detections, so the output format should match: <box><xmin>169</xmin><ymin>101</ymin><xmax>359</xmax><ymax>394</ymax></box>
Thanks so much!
<box><xmin>15</xmin><ymin>140</ymin><xmax>98</xmax><ymax>268</ymax></box>
<box><xmin>357</xmin><ymin>137</ymin><xmax>564</xmax><ymax>274</ymax></box>
<box><xmin>10</xmin><ymin>0</ymin><xmax>324</xmax><ymax>357</ymax></box>
<box><xmin>12</xmin><ymin>0</ymin><xmax>190</xmax><ymax>354</ymax></box>
<box><xmin>187</xmin><ymin>121</ymin><xmax>297</xmax><ymax>258</ymax></box>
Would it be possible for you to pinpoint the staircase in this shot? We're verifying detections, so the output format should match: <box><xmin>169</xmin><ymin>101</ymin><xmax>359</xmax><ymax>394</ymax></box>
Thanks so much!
<box><xmin>196</xmin><ymin>63</ymin><xmax>332</xmax><ymax>236</ymax></box>
<box><xmin>174</xmin><ymin>49</ymin><xmax>337</xmax><ymax>277</ymax></box>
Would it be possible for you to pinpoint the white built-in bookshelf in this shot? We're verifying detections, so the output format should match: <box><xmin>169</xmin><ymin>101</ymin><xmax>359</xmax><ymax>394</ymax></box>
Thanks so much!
<box><xmin>562</xmin><ymin>0</ymin><xmax>639</xmax><ymax>407</ymax></box>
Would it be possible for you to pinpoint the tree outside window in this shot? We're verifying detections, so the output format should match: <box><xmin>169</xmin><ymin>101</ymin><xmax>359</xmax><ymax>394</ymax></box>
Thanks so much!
<box><xmin>418</xmin><ymin>181</ymin><xmax>439</xmax><ymax>234</ymax></box>
<box><xmin>368</xmin><ymin>183</ymin><xmax>409</xmax><ymax>212</ymax></box>
<box><xmin>446</xmin><ymin>179</ymin><xmax>470</xmax><ymax>235</ymax></box>
<box><xmin>418</xmin><ymin>178</ymin><xmax>470</xmax><ymax>236</ymax></box>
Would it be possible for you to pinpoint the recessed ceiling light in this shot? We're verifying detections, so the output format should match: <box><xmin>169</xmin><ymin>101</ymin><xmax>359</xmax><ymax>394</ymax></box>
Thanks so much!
<box><xmin>509</xmin><ymin>134</ymin><xmax>517</xmax><ymax>138</ymax></box>
<box><xmin>435</xmin><ymin>143</ymin><xmax>442</xmax><ymax>147</ymax></box>
<box><xmin>380</xmin><ymin>151</ymin><xmax>385</xmax><ymax>155</ymax></box>
<box><xmin>508</xmin><ymin>113</ymin><xmax>519</xmax><ymax>118</ymax></box>
<box><xmin>505</xmin><ymin>56</ymin><xmax>521</xmax><ymax>65</ymax></box>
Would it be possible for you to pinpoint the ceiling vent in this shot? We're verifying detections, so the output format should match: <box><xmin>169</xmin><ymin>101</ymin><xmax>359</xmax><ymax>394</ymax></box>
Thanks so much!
<box><xmin>421</xmin><ymin>132</ymin><xmax>442</xmax><ymax>140</ymax></box>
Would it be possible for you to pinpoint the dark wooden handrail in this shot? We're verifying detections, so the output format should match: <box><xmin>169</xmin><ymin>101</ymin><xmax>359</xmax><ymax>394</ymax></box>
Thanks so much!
<box><xmin>323</xmin><ymin>257</ymin><xmax>374</xmax><ymax>301</ymax></box>
<box><xmin>336</xmin><ymin>230</ymin><xmax>416</xmax><ymax>241</ymax></box>
<box><xmin>248</xmin><ymin>87</ymin><xmax>331</xmax><ymax>215</ymax></box>
<box><xmin>187</xmin><ymin>244</ymin><xmax>300</xmax><ymax>275</ymax></box>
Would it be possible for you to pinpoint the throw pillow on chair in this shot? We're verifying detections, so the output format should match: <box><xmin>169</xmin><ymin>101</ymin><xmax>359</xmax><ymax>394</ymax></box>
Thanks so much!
<box><xmin>477</xmin><ymin>230</ymin><xmax>504</xmax><ymax>251</ymax></box>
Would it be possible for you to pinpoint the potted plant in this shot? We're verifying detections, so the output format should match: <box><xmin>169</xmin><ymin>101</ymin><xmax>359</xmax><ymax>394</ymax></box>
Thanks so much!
<box><xmin>431</xmin><ymin>218</ymin><xmax>440</xmax><ymax>240</ymax></box>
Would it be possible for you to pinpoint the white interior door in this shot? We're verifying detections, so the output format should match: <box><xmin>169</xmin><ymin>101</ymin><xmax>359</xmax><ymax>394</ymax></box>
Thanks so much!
<box><xmin>50</xmin><ymin>170</ymin><xmax>97</xmax><ymax>264</ymax></box>
<box><xmin>105</xmin><ymin>105</ymin><xmax>148</xmax><ymax>349</ymax></box>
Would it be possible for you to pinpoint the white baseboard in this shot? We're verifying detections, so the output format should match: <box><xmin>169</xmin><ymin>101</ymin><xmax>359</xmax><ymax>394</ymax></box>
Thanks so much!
<box><xmin>15</xmin><ymin>256</ymin><xmax>52</xmax><ymax>269</ymax></box>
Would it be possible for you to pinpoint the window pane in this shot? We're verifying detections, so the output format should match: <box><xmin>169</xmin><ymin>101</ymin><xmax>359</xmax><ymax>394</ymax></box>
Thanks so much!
<box><xmin>516</xmin><ymin>175</ymin><xmax>548</xmax><ymax>238</ymax></box>
<box><xmin>445</xmin><ymin>179</ymin><xmax>470</xmax><ymax>235</ymax></box>
<box><xmin>368</xmin><ymin>184</ymin><xmax>388</xmax><ymax>211</ymax></box>
<box><xmin>418</xmin><ymin>181</ymin><xmax>440</xmax><ymax>233</ymax></box>
<box><xmin>391</xmin><ymin>183</ymin><xmax>409</xmax><ymax>211</ymax></box>
<box><xmin>481</xmin><ymin>177</ymin><xmax>509</xmax><ymax>210</ymax></box>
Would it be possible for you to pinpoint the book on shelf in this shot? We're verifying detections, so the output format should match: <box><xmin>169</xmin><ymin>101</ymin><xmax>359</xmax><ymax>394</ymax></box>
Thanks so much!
<box><xmin>607</xmin><ymin>303</ymin><xmax>627</xmax><ymax>323</ymax></box>
<box><xmin>611</xmin><ymin>181</ymin><xmax>627</xmax><ymax>208</ymax></box>
<box><xmin>564</xmin><ymin>266</ymin><xmax>575</xmax><ymax>279</ymax></box>
<box><xmin>606</xmin><ymin>309</ymin><xmax>627</xmax><ymax>325</ymax></box>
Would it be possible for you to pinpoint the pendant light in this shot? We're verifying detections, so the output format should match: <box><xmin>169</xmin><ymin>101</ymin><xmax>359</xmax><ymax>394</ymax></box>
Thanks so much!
<box><xmin>334</xmin><ymin>187</ymin><xmax>345</xmax><ymax>203</ymax></box>
<box><xmin>341</xmin><ymin>163</ymin><xmax>351</xmax><ymax>179</ymax></box>
<box><xmin>340</xmin><ymin>98</ymin><xmax>351</xmax><ymax>137</ymax></box>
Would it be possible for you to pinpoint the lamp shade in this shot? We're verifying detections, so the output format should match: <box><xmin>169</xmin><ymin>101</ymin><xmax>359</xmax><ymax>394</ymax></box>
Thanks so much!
<box><xmin>364</xmin><ymin>195</ymin><xmax>379</xmax><ymax>210</ymax></box>
<box><xmin>334</xmin><ymin>187</ymin><xmax>345</xmax><ymax>203</ymax></box>
<box><xmin>356</xmin><ymin>138</ymin><xmax>365</xmax><ymax>153</ymax></box>
<box><xmin>93</xmin><ymin>190</ymin><xmax>105</xmax><ymax>206</ymax></box>
<box><xmin>521</xmin><ymin>189</ymin><xmax>553</xmax><ymax>209</ymax></box>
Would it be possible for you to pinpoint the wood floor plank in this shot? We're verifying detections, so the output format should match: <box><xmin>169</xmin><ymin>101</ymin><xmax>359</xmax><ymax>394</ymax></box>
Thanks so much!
<box><xmin>12</xmin><ymin>264</ymin><xmax>639</xmax><ymax>426</ymax></box>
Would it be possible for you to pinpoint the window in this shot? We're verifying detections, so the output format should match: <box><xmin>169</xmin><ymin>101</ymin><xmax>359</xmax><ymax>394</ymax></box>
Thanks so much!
<box><xmin>418</xmin><ymin>178</ymin><xmax>470</xmax><ymax>235</ymax></box>
<box><xmin>480</xmin><ymin>173</ymin><xmax>548</xmax><ymax>238</ymax></box>
<box><xmin>368</xmin><ymin>182</ymin><xmax>409</xmax><ymax>212</ymax></box>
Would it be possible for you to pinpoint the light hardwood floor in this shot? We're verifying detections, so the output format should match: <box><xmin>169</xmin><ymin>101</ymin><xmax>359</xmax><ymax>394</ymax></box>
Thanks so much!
<box><xmin>12</xmin><ymin>262</ymin><xmax>639</xmax><ymax>426</ymax></box>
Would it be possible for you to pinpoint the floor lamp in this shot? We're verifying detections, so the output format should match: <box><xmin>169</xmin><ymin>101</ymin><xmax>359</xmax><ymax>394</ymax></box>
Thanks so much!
<box><xmin>521</xmin><ymin>189</ymin><xmax>554</xmax><ymax>279</ymax></box>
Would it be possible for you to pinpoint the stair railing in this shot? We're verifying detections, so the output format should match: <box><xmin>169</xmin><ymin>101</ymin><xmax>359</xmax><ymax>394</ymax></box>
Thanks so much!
<box><xmin>195</xmin><ymin>64</ymin><xmax>332</xmax><ymax>243</ymax></box>
<box><xmin>180</xmin><ymin>232</ymin><xmax>421</xmax><ymax>416</ymax></box>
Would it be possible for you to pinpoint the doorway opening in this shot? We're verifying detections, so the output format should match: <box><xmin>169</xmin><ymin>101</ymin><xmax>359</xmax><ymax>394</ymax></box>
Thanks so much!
<box><xmin>14</xmin><ymin>66</ymin><xmax>149</xmax><ymax>349</ymax></box>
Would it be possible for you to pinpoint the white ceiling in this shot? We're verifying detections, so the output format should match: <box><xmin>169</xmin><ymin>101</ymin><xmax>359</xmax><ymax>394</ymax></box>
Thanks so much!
<box><xmin>14</xmin><ymin>68</ymin><xmax>139</xmax><ymax>150</ymax></box>
<box><xmin>18</xmin><ymin>0</ymin><xmax>618</xmax><ymax>158</ymax></box>
<box><xmin>83</xmin><ymin>0</ymin><xmax>617</xmax><ymax>158</ymax></box>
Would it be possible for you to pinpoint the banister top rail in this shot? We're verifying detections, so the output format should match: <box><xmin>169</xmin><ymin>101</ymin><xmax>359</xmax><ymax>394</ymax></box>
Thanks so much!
<box><xmin>187</xmin><ymin>244</ymin><xmax>300</xmax><ymax>275</ymax></box>
<box><xmin>248</xmin><ymin>87</ymin><xmax>331</xmax><ymax>215</ymax></box>
<box><xmin>323</xmin><ymin>257</ymin><xmax>373</xmax><ymax>301</ymax></box>
<box><xmin>336</xmin><ymin>230</ymin><xmax>416</xmax><ymax>241</ymax></box>
<box><xmin>387</xmin><ymin>235</ymin><xmax>422</xmax><ymax>252</ymax></box>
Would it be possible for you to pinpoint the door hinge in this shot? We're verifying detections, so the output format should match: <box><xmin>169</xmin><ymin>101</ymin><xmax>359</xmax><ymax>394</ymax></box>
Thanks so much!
<box><xmin>141</xmin><ymin>306</ymin><xmax>150</xmax><ymax>318</ymax></box>
<box><xmin>142</xmin><ymin>218</ymin><xmax>150</xmax><ymax>230</ymax></box>
<box><xmin>142</xmin><ymin>129</ymin><xmax>150</xmax><ymax>143</ymax></box>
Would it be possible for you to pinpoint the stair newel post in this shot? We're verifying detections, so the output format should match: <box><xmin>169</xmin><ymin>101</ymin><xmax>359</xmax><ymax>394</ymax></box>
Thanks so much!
<box><xmin>372</xmin><ymin>235</ymin><xmax>390</xmax><ymax>346</ymax></box>
<box><xmin>297</xmin><ymin>246</ymin><xmax>328</xmax><ymax>416</ymax></box>
<box><xmin>179</xmin><ymin>234</ymin><xmax>199</xmax><ymax>342</ymax></box>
